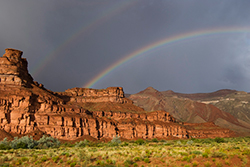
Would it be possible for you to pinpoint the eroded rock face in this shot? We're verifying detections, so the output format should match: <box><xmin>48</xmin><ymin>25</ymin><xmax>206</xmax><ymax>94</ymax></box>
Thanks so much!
<box><xmin>34</xmin><ymin>110</ymin><xmax>189</xmax><ymax>140</ymax></box>
<box><xmin>0</xmin><ymin>48</ymin><xmax>235</xmax><ymax>140</ymax></box>
<box><xmin>60</xmin><ymin>87</ymin><xmax>132</xmax><ymax>104</ymax></box>
<box><xmin>0</xmin><ymin>48</ymin><xmax>33</xmax><ymax>87</ymax></box>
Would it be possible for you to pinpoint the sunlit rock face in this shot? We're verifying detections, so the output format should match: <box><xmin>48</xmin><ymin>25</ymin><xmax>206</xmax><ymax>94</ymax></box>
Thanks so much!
<box><xmin>0</xmin><ymin>48</ymin><xmax>234</xmax><ymax>140</ymax></box>
<box><xmin>0</xmin><ymin>48</ymin><xmax>33</xmax><ymax>87</ymax></box>
<box><xmin>61</xmin><ymin>87</ymin><xmax>131</xmax><ymax>104</ymax></box>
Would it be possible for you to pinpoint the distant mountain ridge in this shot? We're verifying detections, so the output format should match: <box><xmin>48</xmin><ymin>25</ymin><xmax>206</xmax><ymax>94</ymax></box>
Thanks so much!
<box><xmin>161</xmin><ymin>89</ymin><xmax>250</xmax><ymax>123</ymax></box>
<box><xmin>162</xmin><ymin>89</ymin><xmax>238</xmax><ymax>100</ymax></box>
<box><xmin>129</xmin><ymin>87</ymin><xmax>250</xmax><ymax>135</ymax></box>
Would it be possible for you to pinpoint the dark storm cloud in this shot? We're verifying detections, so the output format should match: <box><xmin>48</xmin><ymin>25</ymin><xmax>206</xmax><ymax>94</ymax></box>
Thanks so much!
<box><xmin>0</xmin><ymin>0</ymin><xmax>250</xmax><ymax>93</ymax></box>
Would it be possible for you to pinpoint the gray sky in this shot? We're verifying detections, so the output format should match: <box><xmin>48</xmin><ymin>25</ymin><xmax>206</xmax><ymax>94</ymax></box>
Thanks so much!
<box><xmin>1</xmin><ymin>0</ymin><xmax>250</xmax><ymax>94</ymax></box>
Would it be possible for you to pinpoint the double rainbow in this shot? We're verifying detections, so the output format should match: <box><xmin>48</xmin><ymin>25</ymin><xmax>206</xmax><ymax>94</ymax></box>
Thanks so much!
<box><xmin>84</xmin><ymin>27</ymin><xmax>250</xmax><ymax>88</ymax></box>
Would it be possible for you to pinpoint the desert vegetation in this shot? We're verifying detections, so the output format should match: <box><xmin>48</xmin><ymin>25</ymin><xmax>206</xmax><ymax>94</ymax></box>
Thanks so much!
<box><xmin>0</xmin><ymin>136</ymin><xmax>249</xmax><ymax>167</ymax></box>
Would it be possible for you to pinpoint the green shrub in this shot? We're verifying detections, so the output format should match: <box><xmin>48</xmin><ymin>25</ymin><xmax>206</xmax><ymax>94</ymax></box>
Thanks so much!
<box><xmin>66</xmin><ymin>160</ymin><xmax>72</xmax><ymax>165</ymax></box>
<box><xmin>143</xmin><ymin>158</ymin><xmax>150</xmax><ymax>163</ymax></box>
<box><xmin>0</xmin><ymin>135</ymin><xmax>60</xmax><ymax>150</ymax></box>
<box><xmin>62</xmin><ymin>142</ymin><xmax>74</xmax><ymax>147</ymax></box>
<box><xmin>215</xmin><ymin>161</ymin><xmax>223</xmax><ymax>167</ymax></box>
<box><xmin>204</xmin><ymin>161</ymin><xmax>211</xmax><ymax>167</ymax></box>
<box><xmin>106</xmin><ymin>159</ymin><xmax>113</xmax><ymax>164</ymax></box>
<box><xmin>41</xmin><ymin>156</ymin><xmax>47</xmax><ymax>162</ymax></box>
<box><xmin>0</xmin><ymin>163</ymin><xmax>10</xmax><ymax>167</ymax></box>
<box><xmin>70</xmin><ymin>162</ymin><xmax>77</xmax><ymax>167</ymax></box>
<box><xmin>179</xmin><ymin>152</ymin><xmax>188</xmax><ymax>156</ymax></box>
<box><xmin>77</xmin><ymin>150</ymin><xmax>87</xmax><ymax>161</ymax></box>
<box><xmin>34</xmin><ymin>161</ymin><xmax>40</xmax><ymax>165</ymax></box>
<box><xmin>145</xmin><ymin>150</ymin><xmax>152</xmax><ymax>157</ymax></box>
<box><xmin>135</xmin><ymin>139</ymin><xmax>145</xmax><ymax>145</ymax></box>
<box><xmin>109</xmin><ymin>135</ymin><xmax>121</xmax><ymax>146</ymax></box>
<box><xmin>61</xmin><ymin>152</ymin><xmax>70</xmax><ymax>157</ymax></box>
<box><xmin>0</xmin><ymin>138</ymin><xmax>11</xmax><ymax>150</ymax></box>
<box><xmin>192</xmin><ymin>150</ymin><xmax>202</xmax><ymax>155</ymax></box>
<box><xmin>186</xmin><ymin>140</ymin><xmax>194</xmax><ymax>145</ymax></box>
<box><xmin>211</xmin><ymin>152</ymin><xmax>227</xmax><ymax>158</ymax></box>
<box><xmin>100</xmin><ymin>161</ymin><xmax>105</xmax><ymax>166</ymax></box>
<box><xmin>36</xmin><ymin>135</ymin><xmax>60</xmax><ymax>148</ymax></box>
<box><xmin>176</xmin><ymin>141</ymin><xmax>183</xmax><ymax>145</ymax></box>
<box><xmin>192</xmin><ymin>161</ymin><xmax>199</xmax><ymax>167</ymax></box>
<box><xmin>2</xmin><ymin>156</ymin><xmax>8</xmax><ymax>162</ymax></box>
<box><xmin>225</xmin><ymin>160</ymin><xmax>231</xmax><ymax>165</ymax></box>
<box><xmin>182</xmin><ymin>156</ymin><xmax>192</xmax><ymax>162</ymax></box>
<box><xmin>214</xmin><ymin>137</ymin><xmax>225</xmax><ymax>143</ymax></box>
<box><xmin>15</xmin><ymin>159</ymin><xmax>22</xmax><ymax>165</ymax></box>
<box><xmin>10</xmin><ymin>136</ymin><xmax>37</xmax><ymax>149</ymax></box>
<box><xmin>75</xmin><ymin>139</ymin><xmax>89</xmax><ymax>147</ymax></box>
<box><xmin>16</xmin><ymin>142</ymin><xmax>27</xmax><ymax>149</ymax></box>
<box><xmin>52</xmin><ymin>156</ymin><xmax>60</xmax><ymax>163</ymax></box>
<box><xmin>96</xmin><ymin>160</ymin><xmax>102</xmax><ymax>165</ymax></box>
<box><xmin>133</xmin><ymin>157</ymin><xmax>140</xmax><ymax>161</ymax></box>
<box><xmin>202</xmin><ymin>152</ymin><xmax>209</xmax><ymax>158</ymax></box>
<box><xmin>200</xmin><ymin>138</ymin><xmax>213</xmax><ymax>144</ymax></box>
<box><xmin>0</xmin><ymin>144</ymin><xmax>11</xmax><ymax>150</ymax></box>
<box><xmin>151</xmin><ymin>138</ymin><xmax>158</xmax><ymax>142</ymax></box>
<box><xmin>121</xmin><ymin>142</ymin><xmax>129</xmax><ymax>146</ymax></box>
<box><xmin>242</xmin><ymin>149</ymin><xmax>250</xmax><ymax>155</ymax></box>
<box><xmin>124</xmin><ymin>160</ymin><xmax>134</xmax><ymax>166</ymax></box>
<box><xmin>21</xmin><ymin>157</ymin><xmax>29</xmax><ymax>162</ymax></box>
<box><xmin>164</xmin><ymin>142</ymin><xmax>171</xmax><ymax>146</ymax></box>
<box><xmin>233</xmin><ymin>146</ymin><xmax>240</xmax><ymax>149</ymax></box>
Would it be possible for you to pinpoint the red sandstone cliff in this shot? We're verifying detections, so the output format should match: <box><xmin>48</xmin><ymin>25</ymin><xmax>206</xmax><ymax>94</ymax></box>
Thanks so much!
<box><xmin>0</xmin><ymin>49</ymin><xmax>234</xmax><ymax>141</ymax></box>
<box><xmin>0</xmin><ymin>48</ymin><xmax>33</xmax><ymax>87</ymax></box>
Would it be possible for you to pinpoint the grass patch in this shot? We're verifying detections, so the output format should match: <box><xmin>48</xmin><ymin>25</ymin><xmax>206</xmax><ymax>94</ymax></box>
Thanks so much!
<box><xmin>0</xmin><ymin>136</ymin><xmax>248</xmax><ymax>166</ymax></box>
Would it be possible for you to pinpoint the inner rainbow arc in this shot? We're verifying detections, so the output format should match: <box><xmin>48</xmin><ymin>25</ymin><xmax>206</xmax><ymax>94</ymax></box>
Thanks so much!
<box><xmin>83</xmin><ymin>27</ymin><xmax>250</xmax><ymax>88</ymax></box>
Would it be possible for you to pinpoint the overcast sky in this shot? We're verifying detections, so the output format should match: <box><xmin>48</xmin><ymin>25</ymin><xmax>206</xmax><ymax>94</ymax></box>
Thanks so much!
<box><xmin>1</xmin><ymin>0</ymin><xmax>250</xmax><ymax>94</ymax></box>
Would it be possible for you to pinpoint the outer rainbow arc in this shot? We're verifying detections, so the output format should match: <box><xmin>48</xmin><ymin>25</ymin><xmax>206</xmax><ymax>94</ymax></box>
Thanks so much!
<box><xmin>31</xmin><ymin>0</ymin><xmax>140</xmax><ymax>78</ymax></box>
<box><xmin>84</xmin><ymin>27</ymin><xmax>250</xmax><ymax>88</ymax></box>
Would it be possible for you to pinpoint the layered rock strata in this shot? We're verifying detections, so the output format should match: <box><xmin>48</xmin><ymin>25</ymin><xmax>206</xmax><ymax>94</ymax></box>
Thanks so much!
<box><xmin>0</xmin><ymin>48</ymin><xmax>33</xmax><ymax>87</ymax></box>
<box><xmin>60</xmin><ymin>87</ymin><xmax>132</xmax><ymax>104</ymax></box>
<box><xmin>0</xmin><ymin>49</ymin><xmax>234</xmax><ymax>140</ymax></box>
<box><xmin>35</xmin><ymin>110</ymin><xmax>190</xmax><ymax>140</ymax></box>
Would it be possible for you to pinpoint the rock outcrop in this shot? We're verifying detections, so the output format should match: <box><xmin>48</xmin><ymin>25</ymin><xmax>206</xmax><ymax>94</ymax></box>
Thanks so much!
<box><xmin>60</xmin><ymin>87</ymin><xmax>132</xmax><ymax>104</ymax></box>
<box><xmin>0</xmin><ymin>49</ymin><xmax>235</xmax><ymax>141</ymax></box>
<box><xmin>0</xmin><ymin>48</ymin><xmax>33</xmax><ymax>87</ymax></box>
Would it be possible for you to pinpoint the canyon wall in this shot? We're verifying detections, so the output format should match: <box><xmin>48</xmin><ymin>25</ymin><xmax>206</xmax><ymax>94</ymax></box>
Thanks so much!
<box><xmin>60</xmin><ymin>87</ymin><xmax>132</xmax><ymax>104</ymax></box>
<box><xmin>0</xmin><ymin>49</ymin><xmax>234</xmax><ymax>140</ymax></box>
<box><xmin>35</xmin><ymin>110</ymin><xmax>190</xmax><ymax>140</ymax></box>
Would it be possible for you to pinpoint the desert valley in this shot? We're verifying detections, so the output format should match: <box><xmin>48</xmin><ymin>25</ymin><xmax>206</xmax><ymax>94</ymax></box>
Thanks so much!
<box><xmin>2</xmin><ymin>1</ymin><xmax>250</xmax><ymax>166</ymax></box>
<box><xmin>0</xmin><ymin>48</ymin><xmax>250</xmax><ymax>167</ymax></box>
<box><xmin>1</xmin><ymin>48</ymin><xmax>248</xmax><ymax>141</ymax></box>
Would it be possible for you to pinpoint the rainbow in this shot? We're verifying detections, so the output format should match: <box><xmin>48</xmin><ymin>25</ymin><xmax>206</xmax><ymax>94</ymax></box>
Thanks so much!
<box><xmin>84</xmin><ymin>27</ymin><xmax>250</xmax><ymax>88</ymax></box>
<box><xmin>31</xmin><ymin>0</ymin><xmax>140</xmax><ymax>77</ymax></box>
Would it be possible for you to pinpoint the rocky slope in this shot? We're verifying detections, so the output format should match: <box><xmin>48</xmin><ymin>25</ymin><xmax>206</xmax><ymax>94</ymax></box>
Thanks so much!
<box><xmin>129</xmin><ymin>87</ymin><xmax>250</xmax><ymax>135</ymax></box>
<box><xmin>162</xmin><ymin>89</ymin><xmax>250</xmax><ymax>124</ymax></box>
<box><xmin>0</xmin><ymin>48</ymin><xmax>235</xmax><ymax>140</ymax></box>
